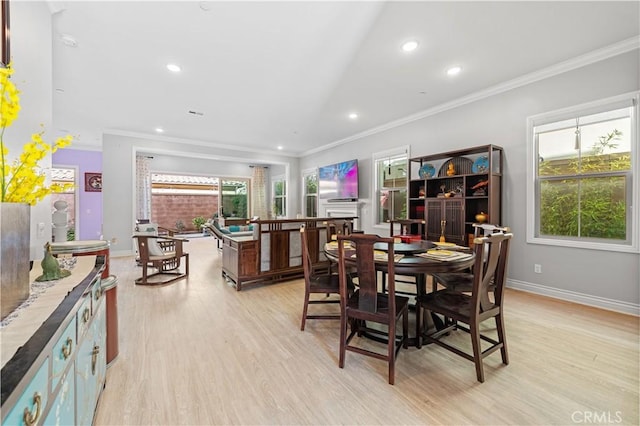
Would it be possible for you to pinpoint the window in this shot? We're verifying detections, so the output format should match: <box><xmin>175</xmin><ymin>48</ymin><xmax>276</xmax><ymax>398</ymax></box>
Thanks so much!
<box><xmin>302</xmin><ymin>170</ymin><xmax>317</xmax><ymax>217</ymax></box>
<box><xmin>272</xmin><ymin>177</ymin><xmax>286</xmax><ymax>218</ymax></box>
<box><xmin>527</xmin><ymin>92</ymin><xmax>638</xmax><ymax>253</ymax></box>
<box><xmin>220</xmin><ymin>178</ymin><xmax>249</xmax><ymax>218</ymax></box>
<box><xmin>373</xmin><ymin>148</ymin><xmax>409</xmax><ymax>226</ymax></box>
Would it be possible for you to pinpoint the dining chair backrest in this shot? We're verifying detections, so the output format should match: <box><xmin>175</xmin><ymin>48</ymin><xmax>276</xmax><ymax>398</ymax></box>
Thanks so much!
<box><xmin>471</xmin><ymin>232</ymin><xmax>513</xmax><ymax>312</ymax></box>
<box><xmin>337</xmin><ymin>233</ymin><xmax>395</xmax><ymax>314</ymax></box>
<box><xmin>473</xmin><ymin>223</ymin><xmax>510</xmax><ymax>238</ymax></box>
<box><xmin>300</xmin><ymin>225</ymin><xmax>322</xmax><ymax>279</ymax></box>
<box><xmin>388</xmin><ymin>219</ymin><xmax>426</xmax><ymax>239</ymax></box>
<box><xmin>325</xmin><ymin>218</ymin><xmax>354</xmax><ymax>242</ymax></box>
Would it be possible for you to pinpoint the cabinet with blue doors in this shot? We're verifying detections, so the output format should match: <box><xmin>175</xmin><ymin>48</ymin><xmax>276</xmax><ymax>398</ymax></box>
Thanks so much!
<box><xmin>1</xmin><ymin>256</ymin><xmax>107</xmax><ymax>426</ymax></box>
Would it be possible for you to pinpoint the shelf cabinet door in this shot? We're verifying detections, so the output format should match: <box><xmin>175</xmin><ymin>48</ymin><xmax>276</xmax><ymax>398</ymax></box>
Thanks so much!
<box><xmin>426</xmin><ymin>199</ymin><xmax>465</xmax><ymax>244</ymax></box>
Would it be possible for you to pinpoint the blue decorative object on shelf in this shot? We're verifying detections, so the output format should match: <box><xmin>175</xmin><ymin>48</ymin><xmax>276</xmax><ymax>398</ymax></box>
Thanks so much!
<box><xmin>472</xmin><ymin>156</ymin><xmax>489</xmax><ymax>173</ymax></box>
<box><xmin>418</xmin><ymin>163</ymin><xmax>436</xmax><ymax>179</ymax></box>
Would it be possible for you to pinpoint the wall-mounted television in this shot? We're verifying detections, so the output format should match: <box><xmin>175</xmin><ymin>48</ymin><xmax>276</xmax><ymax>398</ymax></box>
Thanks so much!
<box><xmin>318</xmin><ymin>159</ymin><xmax>358</xmax><ymax>201</ymax></box>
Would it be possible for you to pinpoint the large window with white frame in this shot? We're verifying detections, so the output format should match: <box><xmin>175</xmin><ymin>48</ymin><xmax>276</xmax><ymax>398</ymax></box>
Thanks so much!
<box><xmin>527</xmin><ymin>92</ymin><xmax>638</xmax><ymax>253</ymax></box>
<box><xmin>373</xmin><ymin>147</ymin><xmax>409</xmax><ymax>227</ymax></box>
<box><xmin>302</xmin><ymin>170</ymin><xmax>317</xmax><ymax>217</ymax></box>
<box><xmin>272</xmin><ymin>176</ymin><xmax>286</xmax><ymax>218</ymax></box>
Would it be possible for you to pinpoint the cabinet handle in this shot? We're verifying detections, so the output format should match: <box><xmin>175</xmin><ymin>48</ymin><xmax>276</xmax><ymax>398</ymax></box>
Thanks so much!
<box><xmin>83</xmin><ymin>307</ymin><xmax>90</xmax><ymax>323</ymax></box>
<box><xmin>95</xmin><ymin>286</ymin><xmax>102</xmax><ymax>300</ymax></box>
<box><xmin>61</xmin><ymin>337</ymin><xmax>73</xmax><ymax>360</ymax></box>
<box><xmin>23</xmin><ymin>392</ymin><xmax>41</xmax><ymax>426</ymax></box>
<box><xmin>91</xmin><ymin>345</ymin><xmax>100</xmax><ymax>375</ymax></box>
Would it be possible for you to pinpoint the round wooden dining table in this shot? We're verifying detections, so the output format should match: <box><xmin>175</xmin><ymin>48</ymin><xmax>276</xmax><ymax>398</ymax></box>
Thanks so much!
<box><xmin>324</xmin><ymin>239</ymin><xmax>475</xmax><ymax>347</ymax></box>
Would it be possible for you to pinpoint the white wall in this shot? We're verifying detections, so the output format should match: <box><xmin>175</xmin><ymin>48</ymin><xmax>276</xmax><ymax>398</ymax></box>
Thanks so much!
<box><xmin>300</xmin><ymin>50</ymin><xmax>640</xmax><ymax>314</ymax></box>
<box><xmin>101</xmin><ymin>133</ymin><xmax>299</xmax><ymax>255</ymax></box>
<box><xmin>4</xmin><ymin>2</ymin><xmax>53</xmax><ymax>259</ymax></box>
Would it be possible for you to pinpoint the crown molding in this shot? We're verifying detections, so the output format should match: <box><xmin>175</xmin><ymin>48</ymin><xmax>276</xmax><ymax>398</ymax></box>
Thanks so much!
<box><xmin>103</xmin><ymin>129</ymin><xmax>300</xmax><ymax>159</ymax></box>
<box><xmin>303</xmin><ymin>36</ymin><xmax>640</xmax><ymax>158</ymax></box>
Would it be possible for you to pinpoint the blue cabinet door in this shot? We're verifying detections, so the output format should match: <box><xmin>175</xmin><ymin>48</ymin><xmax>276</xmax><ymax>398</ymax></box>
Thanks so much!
<box><xmin>44</xmin><ymin>364</ymin><xmax>75</xmax><ymax>426</ymax></box>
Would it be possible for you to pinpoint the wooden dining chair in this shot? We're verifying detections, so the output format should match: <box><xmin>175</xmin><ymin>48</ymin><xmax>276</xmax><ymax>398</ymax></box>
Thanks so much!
<box><xmin>324</xmin><ymin>218</ymin><xmax>354</xmax><ymax>242</ymax></box>
<box><xmin>337</xmin><ymin>233</ymin><xmax>409</xmax><ymax>385</ymax></box>
<box><xmin>388</xmin><ymin>219</ymin><xmax>426</xmax><ymax>241</ymax></box>
<box><xmin>416</xmin><ymin>232</ymin><xmax>513</xmax><ymax>382</ymax></box>
<box><xmin>431</xmin><ymin>224</ymin><xmax>510</xmax><ymax>293</ymax></box>
<box><xmin>300</xmin><ymin>225</ymin><xmax>344</xmax><ymax>331</ymax></box>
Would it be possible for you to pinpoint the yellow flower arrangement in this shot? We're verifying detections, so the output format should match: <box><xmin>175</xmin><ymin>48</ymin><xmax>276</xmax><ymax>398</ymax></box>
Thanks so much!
<box><xmin>1</xmin><ymin>66</ymin><xmax>73</xmax><ymax>205</ymax></box>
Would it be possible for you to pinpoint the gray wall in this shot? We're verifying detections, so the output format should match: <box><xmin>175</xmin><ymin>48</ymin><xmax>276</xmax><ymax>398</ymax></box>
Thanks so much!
<box><xmin>300</xmin><ymin>50</ymin><xmax>640</xmax><ymax>314</ymax></box>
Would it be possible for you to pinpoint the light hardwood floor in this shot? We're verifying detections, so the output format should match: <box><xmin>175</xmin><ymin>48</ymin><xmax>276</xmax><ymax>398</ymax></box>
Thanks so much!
<box><xmin>94</xmin><ymin>237</ymin><xmax>639</xmax><ymax>425</ymax></box>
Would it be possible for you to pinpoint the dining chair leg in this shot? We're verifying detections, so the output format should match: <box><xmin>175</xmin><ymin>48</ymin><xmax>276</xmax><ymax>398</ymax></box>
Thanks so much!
<box><xmin>300</xmin><ymin>291</ymin><xmax>310</xmax><ymax>331</ymax></box>
<box><xmin>470</xmin><ymin>320</ymin><xmax>485</xmax><ymax>383</ymax></box>
<box><xmin>402</xmin><ymin>309</ymin><xmax>409</xmax><ymax>349</ymax></box>
<box><xmin>339</xmin><ymin>312</ymin><xmax>347</xmax><ymax>369</ymax></box>
<box><xmin>388</xmin><ymin>320</ymin><xmax>396</xmax><ymax>385</ymax></box>
<box><xmin>495</xmin><ymin>313</ymin><xmax>509</xmax><ymax>365</ymax></box>
<box><xmin>415</xmin><ymin>303</ymin><xmax>422</xmax><ymax>349</ymax></box>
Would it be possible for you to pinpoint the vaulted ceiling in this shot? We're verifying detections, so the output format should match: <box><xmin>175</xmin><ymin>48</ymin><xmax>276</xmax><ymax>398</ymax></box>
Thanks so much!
<box><xmin>50</xmin><ymin>1</ymin><xmax>640</xmax><ymax>156</ymax></box>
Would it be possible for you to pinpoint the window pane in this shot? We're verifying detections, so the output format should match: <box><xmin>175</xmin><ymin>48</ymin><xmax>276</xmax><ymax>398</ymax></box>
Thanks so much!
<box><xmin>378</xmin><ymin>157</ymin><xmax>407</xmax><ymax>189</ymax></box>
<box><xmin>540</xmin><ymin>176</ymin><xmax>627</xmax><ymax>239</ymax></box>
<box><xmin>305</xmin><ymin>174</ymin><xmax>317</xmax><ymax>194</ymax></box>
<box><xmin>274</xmin><ymin>198</ymin><xmax>284</xmax><ymax>216</ymax></box>
<box><xmin>580</xmin><ymin>117</ymin><xmax>631</xmax><ymax>173</ymax></box>
<box><xmin>389</xmin><ymin>189</ymin><xmax>407</xmax><ymax>220</ymax></box>
<box><xmin>305</xmin><ymin>196</ymin><xmax>317</xmax><ymax>217</ymax></box>
<box><xmin>379</xmin><ymin>190</ymin><xmax>390</xmax><ymax>223</ymax></box>
<box><xmin>580</xmin><ymin>176</ymin><xmax>627</xmax><ymax>239</ymax></box>
<box><xmin>540</xmin><ymin>179</ymin><xmax>579</xmax><ymax>236</ymax></box>
<box><xmin>274</xmin><ymin>181</ymin><xmax>284</xmax><ymax>196</ymax></box>
<box><xmin>538</xmin><ymin>127</ymin><xmax>579</xmax><ymax>177</ymax></box>
<box><xmin>221</xmin><ymin>179</ymin><xmax>248</xmax><ymax>218</ymax></box>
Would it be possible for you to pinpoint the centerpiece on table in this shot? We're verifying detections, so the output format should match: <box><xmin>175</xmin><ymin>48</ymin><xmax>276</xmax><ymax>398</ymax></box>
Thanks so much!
<box><xmin>0</xmin><ymin>65</ymin><xmax>73</xmax><ymax>319</ymax></box>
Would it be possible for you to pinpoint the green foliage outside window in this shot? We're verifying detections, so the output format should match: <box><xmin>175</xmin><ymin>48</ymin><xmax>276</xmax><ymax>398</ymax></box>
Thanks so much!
<box><xmin>538</xmin><ymin>129</ymin><xmax>630</xmax><ymax>240</ymax></box>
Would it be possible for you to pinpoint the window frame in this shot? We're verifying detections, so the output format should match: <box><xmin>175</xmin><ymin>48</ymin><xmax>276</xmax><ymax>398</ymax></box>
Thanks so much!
<box><xmin>526</xmin><ymin>91</ymin><xmax>639</xmax><ymax>253</ymax></box>
<box><xmin>301</xmin><ymin>168</ymin><xmax>318</xmax><ymax>218</ymax></box>
<box><xmin>372</xmin><ymin>146</ymin><xmax>410</xmax><ymax>229</ymax></box>
<box><xmin>272</xmin><ymin>175</ymin><xmax>287</xmax><ymax>218</ymax></box>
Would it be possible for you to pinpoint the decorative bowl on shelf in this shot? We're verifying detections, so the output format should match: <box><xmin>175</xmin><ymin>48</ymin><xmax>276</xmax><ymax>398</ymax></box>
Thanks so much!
<box><xmin>418</xmin><ymin>163</ymin><xmax>436</xmax><ymax>179</ymax></box>
<box><xmin>475</xmin><ymin>212</ymin><xmax>488</xmax><ymax>223</ymax></box>
<box><xmin>472</xmin><ymin>156</ymin><xmax>489</xmax><ymax>173</ymax></box>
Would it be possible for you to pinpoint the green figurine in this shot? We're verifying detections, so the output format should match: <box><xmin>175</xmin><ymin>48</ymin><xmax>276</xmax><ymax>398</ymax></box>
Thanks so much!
<box><xmin>36</xmin><ymin>242</ymin><xmax>71</xmax><ymax>282</ymax></box>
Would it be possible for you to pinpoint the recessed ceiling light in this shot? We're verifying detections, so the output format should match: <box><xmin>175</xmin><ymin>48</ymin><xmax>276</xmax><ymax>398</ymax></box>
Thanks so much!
<box><xmin>348</xmin><ymin>113</ymin><xmax>358</xmax><ymax>120</ymax></box>
<box><xmin>277</xmin><ymin>145</ymin><xmax>283</xmax><ymax>150</ymax></box>
<box><xmin>447</xmin><ymin>66</ymin><xmax>462</xmax><ymax>76</ymax></box>
<box><xmin>401</xmin><ymin>40</ymin><xmax>419</xmax><ymax>53</ymax></box>
<box><xmin>155</xmin><ymin>128</ymin><xmax>164</xmax><ymax>133</ymax></box>
<box><xmin>166</xmin><ymin>63</ymin><xmax>181</xmax><ymax>73</ymax></box>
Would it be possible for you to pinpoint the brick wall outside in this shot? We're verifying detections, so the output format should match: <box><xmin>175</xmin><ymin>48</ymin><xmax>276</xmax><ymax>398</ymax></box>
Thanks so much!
<box><xmin>152</xmin><ymin>194</ymin><xmax>218</xmax><ymax>232</ymax></box>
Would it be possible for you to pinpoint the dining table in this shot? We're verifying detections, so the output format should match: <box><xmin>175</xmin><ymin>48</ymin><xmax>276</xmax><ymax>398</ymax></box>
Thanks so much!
<box><xmin>323</xmin><ymin>238</ymin><xmax>475</xmax><ymax>347</ymax></box>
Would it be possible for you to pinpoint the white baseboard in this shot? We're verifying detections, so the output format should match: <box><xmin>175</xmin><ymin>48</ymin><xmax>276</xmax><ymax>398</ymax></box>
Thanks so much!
<box><xmin>507</xmin><ymin>279</ymin><xmax>639</xmax><ymax>316</ymax></box>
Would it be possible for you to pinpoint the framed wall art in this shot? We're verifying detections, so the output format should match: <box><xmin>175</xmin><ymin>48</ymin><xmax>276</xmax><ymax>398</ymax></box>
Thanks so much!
<box><xmin>85</xmin><ymin>172</ymin><xmax>102</xmax><ymax>192</ymax></box>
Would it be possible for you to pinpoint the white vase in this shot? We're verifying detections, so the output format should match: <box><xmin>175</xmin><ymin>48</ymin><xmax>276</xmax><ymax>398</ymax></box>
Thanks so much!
<box><xmin>0</xmin><ymin>203</ymin><xmax>31</xmax><ymax>320</ymax></box>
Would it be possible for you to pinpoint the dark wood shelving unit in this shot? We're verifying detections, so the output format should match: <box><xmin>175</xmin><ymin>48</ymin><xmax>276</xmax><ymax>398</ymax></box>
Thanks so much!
<box><xmin>408</xmin><ymin>145</ymin><xmax>503</xmax><ymax>246</ymax></box>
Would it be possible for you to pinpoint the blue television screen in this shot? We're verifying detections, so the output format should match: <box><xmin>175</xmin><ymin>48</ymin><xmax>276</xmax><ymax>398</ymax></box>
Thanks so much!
<box><xmin>318</xmin><ymin>159</ymin><xmax>358</xmax><ymax>200</ymax></box>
